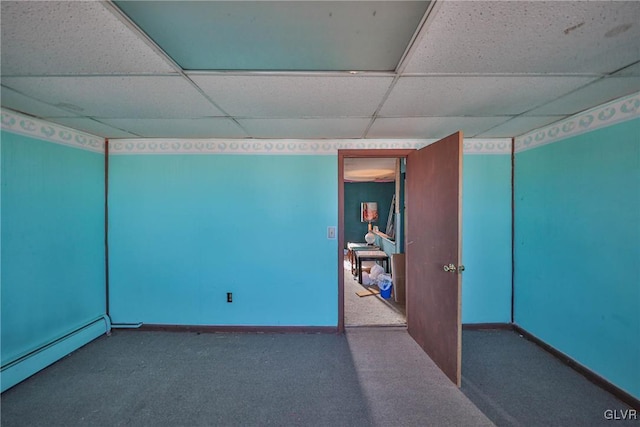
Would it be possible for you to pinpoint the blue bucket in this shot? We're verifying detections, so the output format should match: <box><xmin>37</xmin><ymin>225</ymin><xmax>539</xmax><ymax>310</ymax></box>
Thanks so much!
<box><xmin>379</xmin><ymin>281</ymin><xmax>392</xmax><ymax>299</ymax></box>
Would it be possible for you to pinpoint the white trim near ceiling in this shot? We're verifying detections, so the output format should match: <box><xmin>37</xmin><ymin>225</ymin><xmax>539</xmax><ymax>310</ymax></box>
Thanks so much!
<box><xmin>1</xmin><ymin>109</ymin><xmax>104</xmax><ymax>153</ymax></box>
<box><xmin>515</xmin><ymin>91</ymin><xmax>640</xmax><ymax>153</ymax></box>
<box><xmin>108</xmin><ymin>138</ymin><xmax>511</xmax><ymax>155</ymax></box>
<box><xmin>109</xmin><ymin>139</ymin><xmax>421</xmax><ymax>155</ymax></box>
<box><xmin>0</xmin><ymin>108</ymin><xmax>511</xmax><ymax>156</ymax></box>
<box><xmin>463</xmin><ymin>139</ymin><xmax>512</xmax><ymax>155</ymax></box>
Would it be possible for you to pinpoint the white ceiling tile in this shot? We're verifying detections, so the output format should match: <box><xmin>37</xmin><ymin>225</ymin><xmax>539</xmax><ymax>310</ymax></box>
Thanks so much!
<box><xmin>379</xmin><ymin>76</ymin><xmax>596</xmax><ymax>117</ymax></box>
<box><xmin>525</xmin><ymin>77</ymin><xmax>640</xmax><ymax>115</ymax></box>
<box><xmin>404</xmin><ymin>1</ymin><xmax>640</xmax><ymax>74</ymax></box>
<box><xmin>238</xmin><ymin>118</ymin><xmax>371</xmax><ymax>139</ymax></box>
<box><xmin>189</xmin><ymin>75</ymin><xmax>394</xmax><ymax>117</ymax></box>
<box><xmin>101</xmin><ymin>118</ymin><xmax>247</xmax><ymax>138</ymax></box>
<box><xmin>48</xmin><ymin>118</ymin><xmax>138</xmax><ymax>139</ymax></box>
<box><xmin>475</xmin><ymin>116</ymin><xmax>567</xmax><ymax>138</ymax></box>
<box><xmin>2</xmin><ymin>0</ymin><xmax>635</xmax><ymax>141</ymax></box>
<box><xmin>0</xmin><ymin>1</ymin><xmax>176</xmax><ymax>76</ymax></box>
<box><xmin>1</xmin><ymin>76</ymin><xmax>224</xmax><ymax>119</ymax></box>
<box><xmin>1</xmin><ymin>86</ymin><xmax>80</xmax><ymax>118</ymax></box>
<box><xmin>367</xmin><ymin>117</ymin><xmax>509</xmax><ymax>139</ymax></box>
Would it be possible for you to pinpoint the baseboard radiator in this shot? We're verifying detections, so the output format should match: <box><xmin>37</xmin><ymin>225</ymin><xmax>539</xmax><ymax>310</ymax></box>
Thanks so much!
<box><xmin>1</xmin><ymin>315</ymin><xmax>111</xmax><ymax>392</ymax></box>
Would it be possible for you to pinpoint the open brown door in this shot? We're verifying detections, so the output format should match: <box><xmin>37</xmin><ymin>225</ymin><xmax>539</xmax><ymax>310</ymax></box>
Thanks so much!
<box><xmin>406</xmin><ymin>131</ymin><xmax>463</xmax><ymax>386</ymax></box>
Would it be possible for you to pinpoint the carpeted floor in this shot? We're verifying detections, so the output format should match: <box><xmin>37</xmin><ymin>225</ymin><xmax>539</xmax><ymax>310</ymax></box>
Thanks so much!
<box><xmin>343</xmin><ymin>262</ymin><xmax>406</xmax><ymax>327</ymax></box>
<box><xmin>461</xmin><ymin>329</ymin><xmax>636</xmax><ymax>427</ymax></box>
<box><xmin>0</xmin><ymin>328</ymin><xmax>492</xmax><ymax>427</ymax></box>
<box><xmin>347</xmin><ymin>327</ymin><xmax>493</xmax><ymax>427</ymax></box>
<box><xmin>2</xmin><ymin>328</ymin><xmax>632</xmax><ymax>426</ymax></box>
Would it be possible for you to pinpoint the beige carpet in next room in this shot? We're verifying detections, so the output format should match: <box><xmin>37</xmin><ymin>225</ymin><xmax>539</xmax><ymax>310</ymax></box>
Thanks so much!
<box><xmin>344</xmin><ymin>258</ymin><xmax>406</xmax><ymax>327</ymax></box>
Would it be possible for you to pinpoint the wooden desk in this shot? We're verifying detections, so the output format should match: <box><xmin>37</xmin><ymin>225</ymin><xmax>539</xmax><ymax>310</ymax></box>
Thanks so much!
<box><xmin>347</xmin><ymin>243</ymin><xmax>379</xmax><ymax>276</ymax></box>
<box><xmin>355</xmin><ymin>250</ymin><xmax>389</xmax><ymax>284</ymax></box>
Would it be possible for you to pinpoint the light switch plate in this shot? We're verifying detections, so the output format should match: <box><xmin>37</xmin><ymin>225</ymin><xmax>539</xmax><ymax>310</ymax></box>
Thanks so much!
<box><xmin>327</xmin><ymin>226</ymin><xmax>336</xmax><ymax>239</ymax></box>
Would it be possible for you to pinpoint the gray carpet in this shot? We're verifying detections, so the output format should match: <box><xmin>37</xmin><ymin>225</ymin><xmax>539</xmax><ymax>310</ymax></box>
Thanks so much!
<box><xmin>461</xmin><ymin>329</ymin><xmax>636</xmax><ymax>427</ymax></box>
<box><xmin>344</xmin><ymin>264</ymin><xmax>405</xmax><ymax>327</ymax></box>
<box><xmin>346</xmin><ymin>327</ymin><xmax>493</xmax><ymax>427</ymax></box>
<box><xmin>1</xmin><ymin>328</ymin><xmax>492</xmax><ymax>427</ymax></box>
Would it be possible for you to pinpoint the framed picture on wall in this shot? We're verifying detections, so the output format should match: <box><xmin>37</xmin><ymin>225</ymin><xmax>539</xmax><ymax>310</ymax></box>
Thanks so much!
<box><xmin>360</xmin><ymin>202</ymin><xmax>379</xmax><ymax>223</ymax></box>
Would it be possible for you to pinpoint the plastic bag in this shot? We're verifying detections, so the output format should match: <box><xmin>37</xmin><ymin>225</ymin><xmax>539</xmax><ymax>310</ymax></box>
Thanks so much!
<box><xmin>361</xmin><ymin>272</ymin><xmax>371</xmax><ymax>286</ymax></box>
<box><xmin>378</xmin><ymin>274</ymin><xmax>392</xmax><ymax>291</ymax></box>
<box><xmin>369</xmin><ymin>264</ymin><xmax>385</xmax><ymax>281</ymax></box>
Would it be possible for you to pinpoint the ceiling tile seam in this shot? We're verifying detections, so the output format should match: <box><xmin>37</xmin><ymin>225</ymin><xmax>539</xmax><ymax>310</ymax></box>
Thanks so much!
<box><xmin>472</xmin><ymin>79</ymin><xmax>613</xmax><ymax>135</ymax></box>
<box><xmin>396</xmin><ymin>73</ymin><xmax>607</xmax><ymax>78</ymax></box>
<box><xmin>1</xmin><ymin>79</ymin><xmax>233</xmax><ymax>121</ymax></box>
<box><xmin>513</xmin><ymin>75</ymin><xmax>610</xmax><ymax>117</ymax></box>
<box><xmin>102</xmin><ymin>1</ymin><xmax>244</xmax><ymax>127</ymax></box>
<box><xmin>360</xmin><ymin>74</ymin><xmax>405</xmax><ymax>138</ymax></box>
<box><xmin>178</xmin><ymin>64</ymin><xmax>255</xmax><ymax>126</ymax></box>
<box><xmin>473</xmin><ymin>115</ymin><xmax>568</xmax><ymax>139</ymax></box>
<box><xmin>101</xmin><ymin>1</ymin><xmax>183</xmax><ymax>74</ymax></box>
<box><xmin>394</xmin><ymin>0</ymin><xmax>442</xmax><ymax>75</ymax></box>
<box><xmin>0</xmin><ymin>83</ymin><xmax>84</xmax><ymax>117</ymax></box>
<box><xmin>82</xmin><ymin>117</ymin><xmax>143</xmax><ymax>138</ymax></box>
<box><xmin>226</xmin><ymin>116</ymin><xmax>252</xmax><ymax>138</ymax></box>
<box><xmin>185</xmin><ymin>71</ymin><xmax>397</xmax><ymax>78</ymax></box>
<box><xmin>0</xmin><ymin>73</ymin><xmax>181</xmax><ymax>78</ymax></box>
<box><xmin>373</xmin><ymin>114</ymin><xmax>519</xmax><ymax>119</ymax></box>
<box><xmin>356</xmin><ymin>0</ymin><xmax>436</xmax><ymax>138</ymax></box>
<box><xmin>62</xmin><ymin>116</ymin><xmax>375</xmax><ymax>120</ymax></box>
<box><xmin>607</xmin><ymin>59</ymin><xmax>640</xmax><ymax>76</ymax></box>
<box><xmin>85</xmin><ymin>115</ymin><xmax>241</xmax><ymax>120</ymax></box>
<box><xmin>234</xmin><ymin>116</ymin><xmax>374</xmax><ymax>120</ymax></box>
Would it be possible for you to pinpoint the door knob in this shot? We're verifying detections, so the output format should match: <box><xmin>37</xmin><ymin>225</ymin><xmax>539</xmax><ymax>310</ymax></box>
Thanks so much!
<box><xmin>443</xmin><ymin>264</ymin><xmax>465</xmax><ymax>273</ymax></box>
<box><xmin>443</xmin><ymin>264</ymin><xmax>456</xmax><ymax>272</ymax></box>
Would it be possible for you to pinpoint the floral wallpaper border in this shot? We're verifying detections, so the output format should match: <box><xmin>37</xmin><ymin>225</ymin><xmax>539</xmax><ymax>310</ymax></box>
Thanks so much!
<box><xmin>1</xmin><ymin>109</ymin><xmax>104</xmax><ymax>153</ymax></box>
<box><xmin>5</xmin><ymin>92</ymin><xmax>638</xmax><ymax>157</ymax></box>
<box><xmin>108</xmin><ymin>137</ymin><xmax>512</xmax><ymax>155</ymax></box>
<box><xmin>1</xmin><ymin>108</ymin><xmax>513</xmax><ymax>155</ymax></box>
<box><xmin>515</xmin><ymin>91</ymin><xmax>640</xmax><ymax>153</ymax></box>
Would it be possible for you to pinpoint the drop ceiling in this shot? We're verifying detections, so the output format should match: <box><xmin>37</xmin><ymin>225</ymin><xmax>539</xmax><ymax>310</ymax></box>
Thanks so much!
<box><xmin>1</xmin><ymin>1</ymin><xmax>639</xmax><ymax>140</ymax></box>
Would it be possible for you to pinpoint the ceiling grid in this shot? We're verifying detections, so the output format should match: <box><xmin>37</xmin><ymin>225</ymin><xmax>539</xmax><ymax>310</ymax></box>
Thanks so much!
<box><xmin>0</xmin><ymin>0</ymin><xmax>638</xmax><ymax>140</ymax></box>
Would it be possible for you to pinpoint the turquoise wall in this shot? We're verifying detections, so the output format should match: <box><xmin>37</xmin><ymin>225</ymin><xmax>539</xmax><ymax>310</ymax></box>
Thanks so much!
<box><xmin>108</xmin><ymin>154</ymin><xmax>338</xmax><ymax>326</ymax></box>
<box><xmin>375</xmin><ymin>233</ymin><xmax>398</xmax><ymax>257</ymax></box>
<box><xmin>1</xmin><ymin>131</ymin><xmax>106</xmax><ymax>367</ymax></box>
<box><xmin>108</xmin><ymin>152</ymin><xmax>510</xmax><ymax>327</ymax></box>
<box><xmin>514</xmin><ymin>118</ymin><xmax>640</xmax><ymax>399</ymax></box>
<box><xmin>462</xmin><ymin>154</ymin><xmax>513</xmax><ymax>324</ymax></box>
<box><xmin>344</xmin><ymin>182</ymin><xmax>395</xmax><ymax>246</ymax></box>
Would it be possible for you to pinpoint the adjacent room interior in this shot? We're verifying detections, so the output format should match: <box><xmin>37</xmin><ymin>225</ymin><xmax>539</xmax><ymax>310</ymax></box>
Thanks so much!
<box><xmin>342</xmin><ymin>157</ymin><xmax>406</xmax><ymax>327</ymax></box>
<box><xmin>1</xmin><ymin>0</ymin><xmax>639</xmax><ymax>423</ymax></box>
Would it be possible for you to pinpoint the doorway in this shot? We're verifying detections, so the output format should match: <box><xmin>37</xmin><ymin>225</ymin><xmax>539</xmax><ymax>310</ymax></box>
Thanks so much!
<box><xmin>337</xmin><ymin>149</ymin><xmax>413</xmax><ymax>333</ymax></box>
<box><xmin>342</xmin><ymin>156</ymin><xmax>407</xmax><ymax>327</ymax></box>
<box><xmin>338</xmin><ymin>132</ymin><xmax>464</xmax><ymax>386</ymax></box>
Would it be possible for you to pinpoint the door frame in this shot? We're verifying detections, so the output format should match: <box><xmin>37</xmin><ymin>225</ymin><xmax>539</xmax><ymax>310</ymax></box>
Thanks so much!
<box><xmin>337</xmin><ymin>149</ymin><xmax>414</xmax><ymax>332</ymax></box>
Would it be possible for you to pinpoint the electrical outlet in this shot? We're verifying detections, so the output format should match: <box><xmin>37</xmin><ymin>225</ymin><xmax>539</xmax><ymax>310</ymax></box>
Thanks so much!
<box><xmin>327</xmin><ymin>226</ymin><xmax>336</xmax><ymax>239</ymax></box>
<box><xmin>227</xmin><ymin>292</ymin><xmax>233</xmax><ymax>303</ymax></box>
